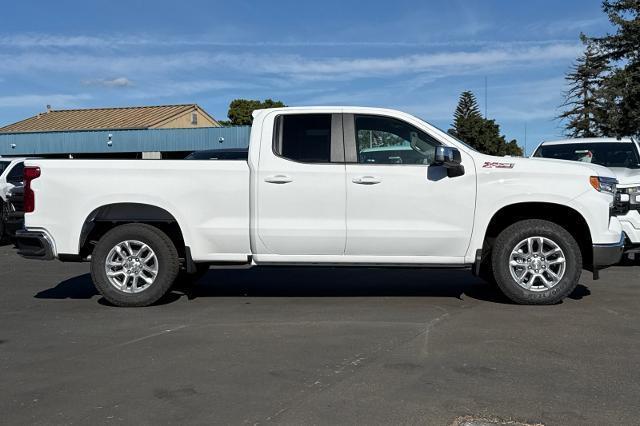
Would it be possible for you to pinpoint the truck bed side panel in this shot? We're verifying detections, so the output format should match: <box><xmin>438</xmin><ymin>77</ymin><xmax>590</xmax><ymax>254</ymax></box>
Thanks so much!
<box><xmin>24</xmin><ymin>159</ymin><xmax>251</xmax><ymax>261</ymax></box>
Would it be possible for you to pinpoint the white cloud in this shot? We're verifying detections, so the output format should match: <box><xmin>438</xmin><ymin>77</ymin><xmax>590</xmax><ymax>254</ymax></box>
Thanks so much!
<box><xmin>0</xmin><ymin>43</ymin><xmax>581</xmax><ymax>81</ymax></box>
<box><xmin>0</xmin><ymin>32</ymin><xmax>576</xmax><ymax>49</ymax></box>
<box><xmin>0</xmin><ymin>93</ymin><xmax>92</xmax><ymax>108</ymax></box>
<box><xmin>527</xmin><ymin>17</ymin><xmax>604</xmax><ymax>37</ymax></box>
<box><xmin>124</xmin><ymin>79</ymin><xmax>257</xmax><ymax>99</ymax></box>
<box><xmin>82</xmin><ymin>77</ymin><xmax>133</xmax><ymax>87</ymax></box>
<box><xmin>244</xmin><ymin>44</ymin><xmax>580</xmax><ymax>77</ymax></box>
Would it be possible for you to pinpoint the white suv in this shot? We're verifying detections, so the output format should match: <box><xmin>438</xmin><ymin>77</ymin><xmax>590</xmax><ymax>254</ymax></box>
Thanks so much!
<box><xmin>532</xmin><ymin>138</ymin><xmax>640</xmax><ymax>248</ymax></box>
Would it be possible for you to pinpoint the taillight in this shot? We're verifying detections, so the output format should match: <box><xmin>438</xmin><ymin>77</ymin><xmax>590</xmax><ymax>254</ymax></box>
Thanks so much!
<box><xmin>23</xmin><ymin>166</ymin><xmax>41</xmax><ymax>213</ymax></box>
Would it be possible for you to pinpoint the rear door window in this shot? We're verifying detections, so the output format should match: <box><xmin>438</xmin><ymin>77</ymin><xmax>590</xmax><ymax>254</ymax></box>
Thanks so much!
<box><xmin>274</xmin><ymin>114</ymin><xmax>343</xmax><ymax>163</ymax></box>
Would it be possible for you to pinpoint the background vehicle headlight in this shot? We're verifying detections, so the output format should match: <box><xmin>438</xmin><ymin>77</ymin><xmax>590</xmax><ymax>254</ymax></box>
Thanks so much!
<box><xmin>590</xmin><ymin>176</ymin><xmax>618</xmax><ymax>195</ymax></box>
<box><xmin>620</xmin><ymin>186</ymin><xmax>640</xmax><ymax>194</ymax></box>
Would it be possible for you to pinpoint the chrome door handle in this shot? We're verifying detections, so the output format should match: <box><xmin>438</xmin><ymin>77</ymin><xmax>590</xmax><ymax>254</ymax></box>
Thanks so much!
<box><xmin>264</xmin><ymin>174</ymin><xmax>293</xmax><ymax>184</ymax></box>
<box><xmin>352</xmin><ymin>176</ymin><xmax>381</xmax><ymax>185</ymax></box>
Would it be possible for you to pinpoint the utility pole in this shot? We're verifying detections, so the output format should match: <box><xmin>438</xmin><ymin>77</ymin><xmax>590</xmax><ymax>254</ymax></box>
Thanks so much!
<box><xmin>524</xmin><ymin>122</ymin><xmax>528</xmax><ymax>157</ymax></box>
<box><xmin>484</xmin><ymin>76</ymin><xmax>488</xmax><ymax>119</ymax></box>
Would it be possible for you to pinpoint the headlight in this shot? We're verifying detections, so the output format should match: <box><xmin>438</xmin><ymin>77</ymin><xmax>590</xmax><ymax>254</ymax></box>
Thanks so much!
<box><xmin>618</xmin><ymin>186</ymin><xmax>640</xmax><ymax>194</ymax></box>
<box><xmin>590</xmin><ymin>176</ymin><xmax>618</xmax><ymax>195</ymax></box>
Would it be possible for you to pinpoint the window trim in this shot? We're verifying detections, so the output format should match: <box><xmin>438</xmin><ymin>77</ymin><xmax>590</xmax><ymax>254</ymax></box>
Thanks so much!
<box><xmin>343</xmin><ymin>113</ymin><xmax>442</xmax><ymax>166</ymax></box>
<box><xmin>271</xmin><ymin>113</ymin><xmax>345</xmax><ymax>165</ymax></box>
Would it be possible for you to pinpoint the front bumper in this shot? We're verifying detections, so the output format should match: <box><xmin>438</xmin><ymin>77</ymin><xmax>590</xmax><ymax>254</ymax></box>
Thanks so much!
<box><xmin>15</xmin><ymin>230</ymin><xmax>55</xmax><ymax>260</ymax></box>
<box><xmin>593</xmin><ymin>234</ymin><xmax>625</xmax><ymax>268</ymax></box>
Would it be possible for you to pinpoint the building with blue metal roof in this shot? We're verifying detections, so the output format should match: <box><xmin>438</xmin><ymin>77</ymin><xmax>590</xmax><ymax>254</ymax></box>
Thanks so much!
<box><xmin>0</xmin><ymin>104</ymin><xmax>250</xmax><ymax>158</ymax></box>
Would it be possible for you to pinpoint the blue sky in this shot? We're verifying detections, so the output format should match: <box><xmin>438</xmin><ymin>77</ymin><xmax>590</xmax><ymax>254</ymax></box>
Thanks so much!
<box><xmin>0</xmin><ymin>0</ymin><xmax>614</xmax><ymax>154</ymax></box>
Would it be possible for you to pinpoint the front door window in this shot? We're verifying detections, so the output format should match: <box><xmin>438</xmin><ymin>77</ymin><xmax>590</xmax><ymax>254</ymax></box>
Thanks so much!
<box><xmin>355</xmin><ymin>115</ymin><xmax>440</xmax><ymax>165</ymax></box>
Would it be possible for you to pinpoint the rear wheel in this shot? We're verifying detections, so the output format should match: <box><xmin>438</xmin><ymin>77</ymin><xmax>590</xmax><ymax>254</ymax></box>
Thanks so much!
<box><xmin>90</xmin><ymin>224</ymin><xmax>179</xmax><ymax>307</ymax></box>
<box><xmin>491</xmin><ymin>219</ymin><xmax>582</xmax><ymax>305</ymax></box>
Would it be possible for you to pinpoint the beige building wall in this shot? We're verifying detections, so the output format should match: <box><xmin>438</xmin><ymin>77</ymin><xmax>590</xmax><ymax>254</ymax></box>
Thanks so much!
<box><xmin>154</xmin><ymin>108</ymin><xmax>220</xmax><ymax>129</ymax></box>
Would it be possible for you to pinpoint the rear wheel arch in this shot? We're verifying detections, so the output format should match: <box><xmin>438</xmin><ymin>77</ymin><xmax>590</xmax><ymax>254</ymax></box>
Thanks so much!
<box><xmin>79</xmin><ymin>203</ymin><xmax>187</xmax><ymax>259</ymax></box>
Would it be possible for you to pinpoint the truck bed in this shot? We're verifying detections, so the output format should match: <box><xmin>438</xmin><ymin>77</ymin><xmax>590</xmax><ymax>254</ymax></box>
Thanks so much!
<box><xmin>25</xmin><ymin>159</ymin><xmax>251</xmax><ymax>262</ymax></box>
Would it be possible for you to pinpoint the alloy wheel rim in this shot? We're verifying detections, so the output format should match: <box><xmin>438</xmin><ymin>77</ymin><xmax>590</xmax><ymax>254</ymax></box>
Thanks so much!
<box><xmin>105</xmin><ymin>240</ymin><xmax>158</xmax><ymax>293</ymax></box>
<box><xmin>508</xmin><ymin>236</ymin><xmax>566</xmax><ymax>292</ymax></box>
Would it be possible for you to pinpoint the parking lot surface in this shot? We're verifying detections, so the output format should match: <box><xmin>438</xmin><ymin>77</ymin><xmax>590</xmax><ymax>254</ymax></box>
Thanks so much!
<box><xmin>1</xmin><ymin>244</ymin><xmax>639</xmax><ymax>425</ymax></box>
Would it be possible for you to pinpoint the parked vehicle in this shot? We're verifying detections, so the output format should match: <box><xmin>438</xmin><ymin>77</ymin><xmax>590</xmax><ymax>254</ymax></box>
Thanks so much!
<box><xmin>4</xmin><ymin>185</ymin><xmax>24</xmax><ymax>238</ymax></box>
<box><xmin>185</xmin><ymin>148</ymin><xmax>248</xmax><ymax>160</ymax></box>
<box><xmin>533</xmin><ymin>137</ymin><xmax>640</xmax><ymax>249</ymax></box>
<box><xmin>0</xmin><ymin>157</ymin><xmax>27</xmax><ymax>241</ymax></box>
<box><xmin>15</xmin><ymin>107</ymin><xmax>623</xmax><ymax>307</ymax></box>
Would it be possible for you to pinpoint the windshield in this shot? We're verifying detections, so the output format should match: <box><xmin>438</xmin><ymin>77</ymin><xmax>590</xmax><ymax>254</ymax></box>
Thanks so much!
<box><xmin>0</xmin><ymin>161</ymin><xmax>11</xmax><ymax>175</ymax></box>
<box><xmin>534</xmin><ymin>142</ymin><xmax>640</xmax><ymax>169</ymax></box>
<box><xmin>427</xmin><ymin>122</ymin><xmax>479</xmax><ymax>153</ymax></box>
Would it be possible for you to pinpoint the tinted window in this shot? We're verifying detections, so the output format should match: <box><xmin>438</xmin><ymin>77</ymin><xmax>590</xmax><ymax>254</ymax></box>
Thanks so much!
<box><xmin>6</xmin><ymin>162</ymin><xmax>24</xmax><ymax>182</ymax></box>
<box><xmin>185</xmin><ymin>149</ymin><xmax>248</xmax><ymax>160</ymax></box>
<box><xmin>534</xmin><ymin>142</ymin><xmax>640</xmax><ymax>169</ymax></box>
<box><xmin>355</xmin><ymin>115</ymin><xmax>440</xmax><ymax>165</ymax></box>
<box><xmin>0</xmin><ymin>161</ymin><xmax>10</xmax><ymax>175</ymax></box>
<box><xmin>275</xmin><ymin>114</ymin><xmax>332</xmax><ymax>163</ymax></box>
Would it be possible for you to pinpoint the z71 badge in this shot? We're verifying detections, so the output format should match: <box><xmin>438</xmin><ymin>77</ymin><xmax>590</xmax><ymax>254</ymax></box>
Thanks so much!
<box><xmin>482</xmin><ymin>161</ymin><xmax>515</xmax><ymax>169</ymax></box>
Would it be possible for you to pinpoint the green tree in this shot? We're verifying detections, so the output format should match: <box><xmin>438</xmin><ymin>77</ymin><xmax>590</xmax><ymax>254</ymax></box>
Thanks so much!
<box><xmin>448</xmin><ymin>91</ymin><xmax>523</xmax><ymax>156</ymax></box>
<box><xmin>453</xmin><ymin>90</ymin><xmax>482</xmax><ymax>128</ymax></box>
<box><xmin>558</xmin><ymin>37</ymin><xmax>610</xmax><ymax>137</ymax></box>
<box><xmin>223</xmin><ymin>98</ymin><xmax>286</xmax><ymax>125</ymax></box>
<box><xmin>589</xmin><ymin>0</ymin><xmax>640</xmax><ymax>137</ymax></box>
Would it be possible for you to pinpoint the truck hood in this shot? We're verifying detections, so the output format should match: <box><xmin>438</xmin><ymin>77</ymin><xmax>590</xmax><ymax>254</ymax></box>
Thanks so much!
<box><xmin>608</xmin><ymin>167</ymin><xmax>640</xmax><ymax>187</ymax></box>
<box><xmin>504</xmin><ymin>156</ymin><xmax>616</xmax><ymax>178</ymax></box>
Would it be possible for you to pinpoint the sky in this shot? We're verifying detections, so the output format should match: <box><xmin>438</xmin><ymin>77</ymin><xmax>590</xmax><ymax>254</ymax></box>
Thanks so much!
<box><xmin>0</xmin><ymin>0</ymin><xmax>615</xmax><ymax>154</ymax></box>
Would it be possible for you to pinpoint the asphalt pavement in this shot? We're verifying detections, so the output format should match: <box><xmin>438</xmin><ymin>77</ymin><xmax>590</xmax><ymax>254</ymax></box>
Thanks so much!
<box><xmin>0</xmin><ymin>244</ymin><xmax>638</xmax><ymax>425</ymax></box>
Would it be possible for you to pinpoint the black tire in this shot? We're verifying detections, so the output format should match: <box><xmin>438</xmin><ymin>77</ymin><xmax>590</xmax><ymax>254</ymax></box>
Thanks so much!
<box><xmin>90</xmin><ymin>223</ymin><xmax>180</xmax><ymax>307</ymax></box>
<box><xmin>491</xmin><ymin>219</ymin><xmax>582</xmax><ymax>305</ymax></box>
<box><xmin>174</xmin><ymin>264</ymin><xmax>210</xmax><ymax>288</ymax></box>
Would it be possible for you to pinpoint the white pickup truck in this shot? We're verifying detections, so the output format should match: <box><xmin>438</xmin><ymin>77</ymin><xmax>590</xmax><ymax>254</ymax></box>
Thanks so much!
<box><xmin>533</xmin><ymin>137</ymin><xmax>640</xmax><ymax>249</ymax></box>
<box><xmin>0</xmin><ymin>157</ymin><xmax>27</xmax><ymax>240</ymax></box>
<box><xmin>16</xmin><ymin>107</ymin><xmax>624</xmax><ymax>307</ymax></box>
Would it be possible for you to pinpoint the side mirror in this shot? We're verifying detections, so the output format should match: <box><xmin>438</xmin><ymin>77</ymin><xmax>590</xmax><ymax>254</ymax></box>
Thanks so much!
<box><xmin>434</xmin><ymin>146</ymin><xmax>461</xmax><ymax>166</ymax></box>
<box><xmin>433</xmin><ymin>146</ymin><xmax>464</xmax><ymax>177</ymax></box>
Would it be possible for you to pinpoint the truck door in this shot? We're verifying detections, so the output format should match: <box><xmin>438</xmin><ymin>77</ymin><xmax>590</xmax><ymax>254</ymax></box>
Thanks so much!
<box><xmin>256</xmin><ymin>113</ymin><xmax>346</xmax><ymax>256</ymax></box>
<box><xmin>343</xmin><ymin>114</ymin><xmax>476</xmax><ymax>260</ymax></box>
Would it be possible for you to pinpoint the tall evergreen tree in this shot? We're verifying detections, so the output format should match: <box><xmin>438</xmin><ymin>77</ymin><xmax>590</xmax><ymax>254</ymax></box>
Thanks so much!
<box><xmin>558</xmin><ymin>37</ymin><xmax>610</xmax><ymax>138</ymax></box>
<box><xmin>590</xmin><ymin>0</ymin><xmax>640</xmax><ymax>137</ymax></box>
<box><xmin>449</xmin><ymin>91</ymin><xmax>523</xmax><ymax>156</ymax></box>
<box><xmin>453</xmin><ymin>91</ymin><xmax>482</xmax><ymax>128</ymax></box>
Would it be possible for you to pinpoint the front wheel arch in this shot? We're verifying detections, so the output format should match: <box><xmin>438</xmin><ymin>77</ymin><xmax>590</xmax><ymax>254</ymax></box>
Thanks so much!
<box><xmin>481</xmin><ymin>202</ymin><xmax>593</xmax><ymax>270</ymax></box>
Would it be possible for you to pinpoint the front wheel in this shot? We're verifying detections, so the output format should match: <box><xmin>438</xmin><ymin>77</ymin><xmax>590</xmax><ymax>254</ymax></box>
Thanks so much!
<box><xmin>491</xmin><ymin>219</ymin><xmax>582</xmax><ymax>305</ymax></box>
<box><xmin>90</xmin><ymin>224</ymin><xmax>179</xmax><ymax>307</ymax></box>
